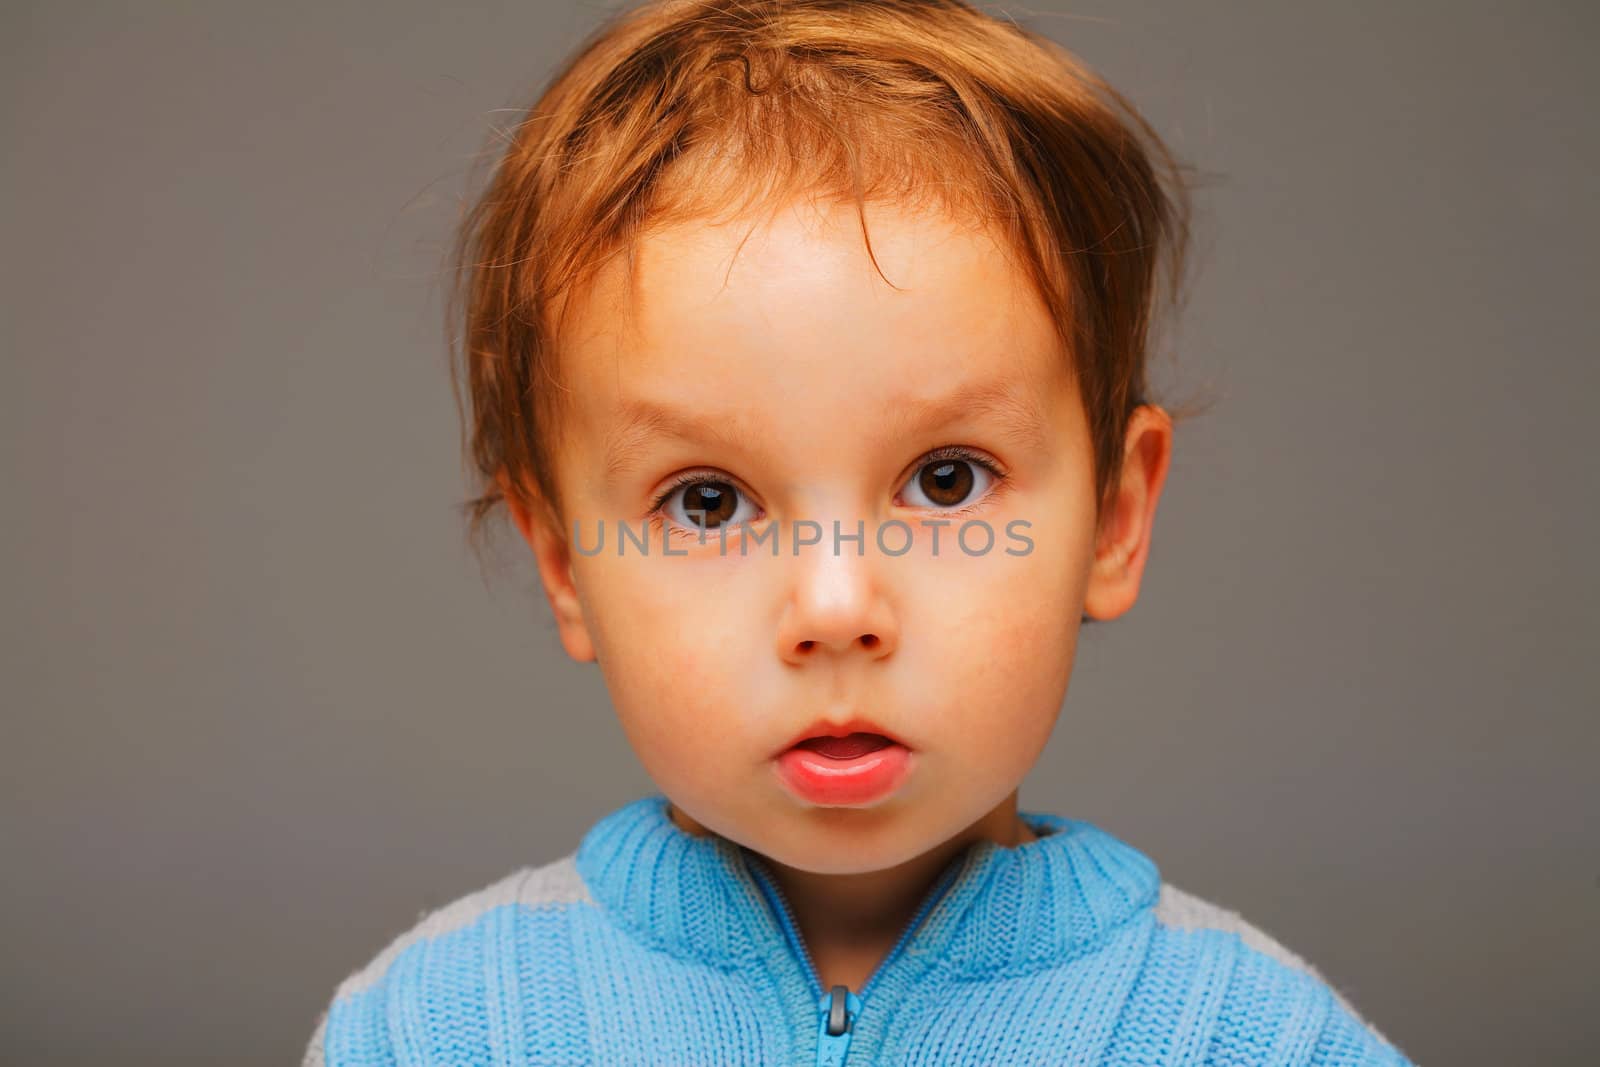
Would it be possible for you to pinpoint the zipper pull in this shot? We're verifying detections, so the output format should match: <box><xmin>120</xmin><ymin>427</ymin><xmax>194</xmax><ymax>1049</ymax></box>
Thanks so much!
<box><xmin>814</xmin><ymin>985</ymin><xmax>862</xmax><ymax>1067</ymax></box>
<box><xmin>826</xmin><ymin>984</ymin><xmax>850</xmax><ymax>1037</ymax></box>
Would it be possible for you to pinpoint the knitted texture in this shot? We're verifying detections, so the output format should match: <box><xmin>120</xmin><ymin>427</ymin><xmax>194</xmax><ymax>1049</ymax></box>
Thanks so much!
<box><xmin>304</xmin><ymin>794</ymin><xmax>1413</xmax><ymax>1065</ymax></box>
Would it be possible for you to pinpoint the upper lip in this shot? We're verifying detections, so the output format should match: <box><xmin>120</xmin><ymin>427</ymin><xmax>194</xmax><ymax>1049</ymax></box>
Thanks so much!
<box><xmin>775</xmin><ymin>716</ymin><xmax>908</xmax><ymax>756</ymax></box>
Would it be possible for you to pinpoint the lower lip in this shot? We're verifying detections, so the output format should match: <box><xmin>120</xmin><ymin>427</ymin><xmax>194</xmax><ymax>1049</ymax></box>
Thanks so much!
<box><xmin>774</xmin><ymin>741</ymin><xmax>912</xmax><ymax>807</ymax></box>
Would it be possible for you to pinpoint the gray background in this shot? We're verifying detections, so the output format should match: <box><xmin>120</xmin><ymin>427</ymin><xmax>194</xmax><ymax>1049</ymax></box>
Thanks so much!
<box><xmin>4</xmin><ymin>2</ymin><xmax>1595</xmax><ymax>1064</ymax></box>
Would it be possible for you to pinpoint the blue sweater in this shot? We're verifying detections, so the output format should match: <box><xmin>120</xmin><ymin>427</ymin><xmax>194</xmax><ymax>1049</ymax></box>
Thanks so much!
<box><xmin>303</xmin><ymin>793</ymin><xmax>1413</xmax><ymax>1065</ymax></box>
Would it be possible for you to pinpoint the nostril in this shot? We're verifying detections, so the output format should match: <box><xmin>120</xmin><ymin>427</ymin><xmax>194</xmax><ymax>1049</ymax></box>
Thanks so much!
<box><xmin>794</xmin><ymin>636</ymin><xmax>880</xmax><ymax>653</ymax></box>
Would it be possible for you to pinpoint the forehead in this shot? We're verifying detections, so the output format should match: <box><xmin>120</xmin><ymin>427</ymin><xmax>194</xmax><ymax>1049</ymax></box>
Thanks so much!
<box><xmin>553</xmin><ymin>198</ymin><xmax>1068</xmax><ymax>448</ymax></box>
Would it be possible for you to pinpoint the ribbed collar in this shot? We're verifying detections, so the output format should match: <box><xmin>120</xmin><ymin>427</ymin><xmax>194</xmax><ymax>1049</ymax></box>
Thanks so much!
<box><xmin>574</xmin><ymin>793</ymin><xmax>1160</xmax><ymax>979</ymax></box>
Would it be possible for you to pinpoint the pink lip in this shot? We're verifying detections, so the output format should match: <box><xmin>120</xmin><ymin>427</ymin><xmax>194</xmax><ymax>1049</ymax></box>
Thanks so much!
<box><xmin>772</xmin><ymin>720</ymin><xmax>913</xmax><ymax>807</ymax></box>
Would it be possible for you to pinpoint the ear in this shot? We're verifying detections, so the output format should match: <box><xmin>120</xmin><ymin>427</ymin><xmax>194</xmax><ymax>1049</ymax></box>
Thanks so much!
<box><xmin>499</xmin><ymin>473</ymin><xmax>598</xmax><ymax>663</ymax></box>
<box><xmin>1082</xmin><ymin>404</ymin><xmax>1173</xmax><ymax>621</ymax></box>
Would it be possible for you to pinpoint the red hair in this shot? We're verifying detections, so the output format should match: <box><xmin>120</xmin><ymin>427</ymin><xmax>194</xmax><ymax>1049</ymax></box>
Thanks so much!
<box><xmin>446</xmin><ymin>0</ymin><xmax>1198</xmax><ymax>556</ymax></box>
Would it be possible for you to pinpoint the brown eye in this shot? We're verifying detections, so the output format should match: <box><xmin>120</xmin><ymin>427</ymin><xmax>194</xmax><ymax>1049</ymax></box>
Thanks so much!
<box><xmin>918</xmin><ymin>460</ymin><xmax>974</xmax><ymax>507</ymax></box>
<box><xmin>900</xmin><ymin>450</ymin><xmax>999</xmax><ymax>511</ymax></box>
<box><xmin>667</xmin><ymin>479</ymin><xmax>742</xmax><ymax>530</ymax></box>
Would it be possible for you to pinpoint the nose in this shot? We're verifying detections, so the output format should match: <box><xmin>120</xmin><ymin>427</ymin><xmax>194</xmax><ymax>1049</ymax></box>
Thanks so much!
<box><xmin>775</xmin><ymin>529</ymin><xmax>899</xmax><ymax>665</ymax></box>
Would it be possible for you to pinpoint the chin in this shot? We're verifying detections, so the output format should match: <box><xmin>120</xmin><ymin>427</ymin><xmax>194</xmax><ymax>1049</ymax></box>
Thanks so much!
<box><xmin>753</xmin><ymin>806</ymin><xmax>941</xmax><ymax>870</ymax></box>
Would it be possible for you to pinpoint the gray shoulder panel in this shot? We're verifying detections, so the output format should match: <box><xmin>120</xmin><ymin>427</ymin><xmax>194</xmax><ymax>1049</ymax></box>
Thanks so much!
<box><xmin>1155</xmin><ymin>882</ymin><xmax>1323</xmax><ymax>976</ymax></box>
<box><xmin>300</xmin><ymin>1007</ymin><xmax>327</xmax><ymax>1067</ymax></box>
<box><xmin>331</xmin><ymin>851</ymin><xmax>591</xmax><ymax>1001</ymax></box>
<box><xmin>1155</xmin><ymin>881</ymin><xmax>1394</xmax><ymax>1048</ymax></box>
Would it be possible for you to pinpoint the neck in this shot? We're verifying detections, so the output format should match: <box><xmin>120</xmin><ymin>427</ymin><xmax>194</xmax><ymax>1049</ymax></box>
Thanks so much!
<box><xmin>669</xmin><ymin>792</ymin><xmax>1037</xmax><ymax>990</ymax></box>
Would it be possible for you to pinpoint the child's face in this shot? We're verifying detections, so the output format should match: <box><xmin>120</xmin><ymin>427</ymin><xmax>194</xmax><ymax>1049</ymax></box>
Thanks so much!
<box><xmin>511</xmin><ymin>197</ymin><xmax>1161</xmax><ymax>874</ymax></box>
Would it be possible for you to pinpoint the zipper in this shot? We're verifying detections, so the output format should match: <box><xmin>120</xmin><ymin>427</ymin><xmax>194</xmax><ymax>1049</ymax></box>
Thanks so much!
<box><xmin>746</xmin><ymin>853</ymin><xmax>965</xmax><ymax>1067</ymax></box>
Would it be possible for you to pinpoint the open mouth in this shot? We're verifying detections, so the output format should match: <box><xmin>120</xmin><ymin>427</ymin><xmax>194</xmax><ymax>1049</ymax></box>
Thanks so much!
<box><xmin>776</xmin><ymin>718</ymin><xmax>909</xmax><ymax>757</ymax></box>
<box><xmin>774</xmin><ymin>730</ymin><xmax>913</xmax><ymax>807</ymax></box>
<box><xmin>792</xmin><ymin>732</ymin><xmax>895</xmax><ymax>759</ymax></box>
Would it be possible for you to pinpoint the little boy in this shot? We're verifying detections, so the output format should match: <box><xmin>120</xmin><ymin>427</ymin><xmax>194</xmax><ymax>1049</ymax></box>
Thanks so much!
<box><xmin>305</xmin><ymin>1</ymin><xmax>1414</xmax><ymax>1063</ymax></box>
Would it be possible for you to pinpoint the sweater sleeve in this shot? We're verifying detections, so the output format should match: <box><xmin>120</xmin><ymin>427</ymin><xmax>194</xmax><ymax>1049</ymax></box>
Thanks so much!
<box><xmin>1183</xmin><ymin>938</ymin><xmax>1415</xmax><ymax>1066</ymax></box>
<box><xmin>297</xmin><ymin>859</ymin><xmax>591</xmax><ymax>1066</ymax></box>
<box><xmin>1306</xmin><ymin>994</ymin><xmax>1414</xmax><ymax>1066</ymax></box>
<box><xmin>301</xmin><ymin>989</ymin><xmax>400</xmax><ymax>1067</ymax></box>
<box><xmin>1154</xmin><ymin>883</ymin><xmax>1415</xmax><ymax>1065</ymax></box>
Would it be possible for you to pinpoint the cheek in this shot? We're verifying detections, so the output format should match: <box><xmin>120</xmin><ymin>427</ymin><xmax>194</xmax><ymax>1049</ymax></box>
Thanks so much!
<box><xmin>578</xmin><ymin>558</ymin><xmax>758</xmax><ymax>759</ymax></box>
<box><xmin>918</xmin><ymin>534</ymin><xmax>1086</xmax><ymax>746</ymax></box>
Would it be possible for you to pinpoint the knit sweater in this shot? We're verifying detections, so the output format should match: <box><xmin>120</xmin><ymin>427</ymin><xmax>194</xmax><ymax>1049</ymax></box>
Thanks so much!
<box><xmin>303</xmin><ymin>793</ymin><xmax>1413</xmax><ymax>1065</ymax></box>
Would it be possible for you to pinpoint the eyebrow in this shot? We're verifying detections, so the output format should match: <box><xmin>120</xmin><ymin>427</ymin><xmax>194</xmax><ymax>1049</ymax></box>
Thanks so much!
<box><xmin>601</xmin><ymin>377</ymin><xmax>1054</xmax><ymax>486</ymax></box>
<box><xmin>881</xmin><ymin>378</ymin><xmax>1054</xmax><ymax>458</ymax></box>
<box><xmin>602</xmin><ymin>398</ymin><xmax>763</xmax><ymax>484</ymax></box>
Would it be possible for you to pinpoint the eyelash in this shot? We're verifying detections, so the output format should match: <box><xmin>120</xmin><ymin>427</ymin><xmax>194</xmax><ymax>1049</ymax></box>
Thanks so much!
<box><xmin>647</xmin><ymin>446</ymin><xmax>1009</xmax><ymax>521</ymax></box>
